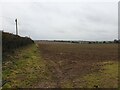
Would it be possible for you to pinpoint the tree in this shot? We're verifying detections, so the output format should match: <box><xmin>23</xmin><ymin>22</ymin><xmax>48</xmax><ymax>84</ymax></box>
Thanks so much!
<box><xmin>114</xmin><ymin>39</ymin><xmax>119</xmax><ymax>43</ymax></box>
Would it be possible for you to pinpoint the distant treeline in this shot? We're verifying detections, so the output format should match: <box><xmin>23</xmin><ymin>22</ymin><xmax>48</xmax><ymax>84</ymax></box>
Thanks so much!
<box><xmin>53</xmin><ymin>40</ymin><xmax>120</xmax><ymax>44</ymax></box>
<box><xmin>2</xmin><ymin>31</ymin><xmax>34</xmax><ymax>52</ymax></box>
<box><xmin>36</xmin><ymin>40</ymin><xmax>120</xmax><ymax>44</ymax></box>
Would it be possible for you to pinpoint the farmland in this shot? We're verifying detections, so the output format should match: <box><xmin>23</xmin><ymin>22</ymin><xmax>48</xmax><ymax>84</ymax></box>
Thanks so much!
<box><xmin>38</xmin><ymin>42</ymin><xmax>118</xmax><ymax>88</ymax></box>
<box><xmin>3</xmin><ymin>41</ymin><xmax>118</xmax><ymax>88</ymax></box>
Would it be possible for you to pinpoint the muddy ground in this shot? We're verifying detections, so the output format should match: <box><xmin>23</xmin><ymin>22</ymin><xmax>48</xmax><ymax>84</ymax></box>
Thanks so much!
<box><xmin>37</xmin><ymin>42</ymin><xmax>118</xmax><ymax>88</ymax></box>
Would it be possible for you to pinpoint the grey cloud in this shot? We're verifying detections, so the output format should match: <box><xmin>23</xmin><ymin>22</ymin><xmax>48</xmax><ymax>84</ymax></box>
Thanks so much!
<box><xmin>1</xmin><ymin>1</ymin><xmax>118</xmax><ymax>40</ymax></box>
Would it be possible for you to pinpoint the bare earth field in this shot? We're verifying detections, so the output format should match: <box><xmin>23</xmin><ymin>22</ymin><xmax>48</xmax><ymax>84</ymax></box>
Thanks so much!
<box><xmin>38</xmin><ymin>42</ymin><xmax>118</xmax><ymax>88</ymax></box>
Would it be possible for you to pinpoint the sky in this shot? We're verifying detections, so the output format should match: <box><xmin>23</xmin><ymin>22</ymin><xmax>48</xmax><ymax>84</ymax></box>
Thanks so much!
<box><xmin>0</xmin><ymin>0</ymin><xmax>118</xmax><ymax>41</ymax></box>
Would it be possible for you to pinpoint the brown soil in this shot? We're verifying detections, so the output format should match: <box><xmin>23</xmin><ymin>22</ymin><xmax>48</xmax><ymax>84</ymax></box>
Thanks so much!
<box><xmin>37</xmin><ymin>42</ymin><xmax>118</xmax><ymax>88</ymax></box>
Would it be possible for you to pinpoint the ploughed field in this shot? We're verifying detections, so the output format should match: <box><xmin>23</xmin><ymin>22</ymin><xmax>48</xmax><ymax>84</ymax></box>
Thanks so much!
<box><xmin>38</xmin><ymin>42</ymin><xmax>118</xmax><ymax>88</ymax></box>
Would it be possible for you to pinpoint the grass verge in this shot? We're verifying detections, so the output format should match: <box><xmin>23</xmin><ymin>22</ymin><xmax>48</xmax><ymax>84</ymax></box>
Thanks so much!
<box><xmin>2</xmin><ymin>44</ymin><xmax>53</xmax><ymax>88</ymax></box>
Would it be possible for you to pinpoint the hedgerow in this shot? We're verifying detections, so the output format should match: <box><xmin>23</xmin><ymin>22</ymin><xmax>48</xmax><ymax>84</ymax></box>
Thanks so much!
<box><xmin>2</xmin><ymin>31</ymin><xmax>34</xmax><ymax>52</ymax></box>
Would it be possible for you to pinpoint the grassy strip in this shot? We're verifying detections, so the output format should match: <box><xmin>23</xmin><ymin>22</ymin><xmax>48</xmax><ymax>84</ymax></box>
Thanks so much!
<box><xmin>2</xmin><ymin>44</ymin><xmax>53</xmax><ymax>88</ymax></box>
<box><xmin>78</xmin><ymin>61</ymin><xmax>118</xmax><ymax>88</ymax></box>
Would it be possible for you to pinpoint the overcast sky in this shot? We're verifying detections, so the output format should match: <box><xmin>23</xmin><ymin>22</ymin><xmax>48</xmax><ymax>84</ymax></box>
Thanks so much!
<box><xmin>0</xmin><ymin>0</ymin><xmax>118</xmax><ymax>41</ymax></box>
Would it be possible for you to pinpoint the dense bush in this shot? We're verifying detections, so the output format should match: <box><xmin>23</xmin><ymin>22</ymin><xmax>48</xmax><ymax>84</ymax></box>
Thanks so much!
<box><xmin>2</xmin><ymin>31</ymin><xmax>34</xmax><ymax>52</ymax></box>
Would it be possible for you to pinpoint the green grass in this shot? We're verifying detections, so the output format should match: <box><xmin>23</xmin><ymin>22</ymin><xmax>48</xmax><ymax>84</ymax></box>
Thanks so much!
<box><xmin>79</xmin><ymin>61</ymin><xmax>118</xmax><ymax>88</ymax></box>
<box><xmin>2</xmin><ymin>44</ymin><xmax>53</xmax><ymax>88</ymax></box>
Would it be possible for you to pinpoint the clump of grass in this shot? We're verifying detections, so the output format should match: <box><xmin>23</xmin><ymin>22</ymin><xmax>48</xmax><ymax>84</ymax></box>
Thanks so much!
<box><xmin>61</xmin><ymin>80</ymin><xmax>74</xmax><ymax>88</ymax></box>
